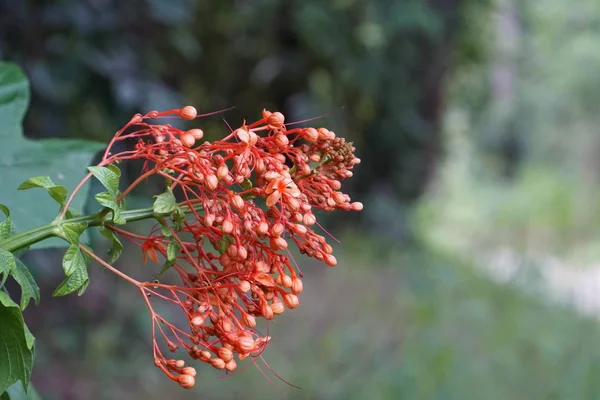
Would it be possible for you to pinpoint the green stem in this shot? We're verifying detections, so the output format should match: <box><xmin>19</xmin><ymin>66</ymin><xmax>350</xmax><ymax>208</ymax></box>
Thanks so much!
<box><xmin>0</xmin><ymin>204</ymin><xmax>203</xmax><ymax>253</ymax></box>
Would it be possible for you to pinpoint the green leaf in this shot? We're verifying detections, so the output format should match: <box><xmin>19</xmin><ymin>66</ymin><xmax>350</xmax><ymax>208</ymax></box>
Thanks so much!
<box><xmin>58</xmin><ymin>221</ymin><xmax>88</xmax><ymax>245</ymax></box>
<box><xmin>17</xmin><ymin>176</ymin><xmax>68</xmax><ymax>206</ymax></box>
<box><xmin>217</xmin><ymin>235</ymin><xmax>235</xmax><ymax>254</ymax></box>
<box><xmin>0</xmin><ymin>63</ymin><xmax>105</xmax><ymax>249</ymax></box>
<box><xmin>53</xmin><ymin>245</ymin><xmax>89</xmax><ymax>297</ymax></box>
<box><xmin>99</xmin><ymin>227</ymin><xmax>123</xmax><ymax>263</ymax></box>
<box><xmin>160</xmin><ymin>224</ymin><xmax>172</xmax><ymax>237</ymax></box>
<box><xmin>0</xmin><ymin>205</ymin><xmax>16</xmax><ymax>241</ymax></box>
<box><xmin>52</xmin><ymin>265</ymin><xmax>89</xmax><ymax>297</ymax></box>
<box><xmin>2</xmin><ymin>381</ymin><xmax>41</xmax><ymax>400</ymax></box>
<box><xmin>95</xmin><ymin>192</ymin><xmax>125</xmax><ymax>224</ymax></box>
<box><xmin>0</xmin><ymin>291</ymin><xmax>35</xmax><ymax>394</ymax></box>
<box><xmin>61</xmin><ymin>245</ymin><xmax>87</xmax><ymax>276</ymax></box>
<box><xmin>0</xmin><ymin>249</ymin><xmax>16</xmax><ymax>287</ymax></box>
<box><xmin>167</xmin><ymin>240</ymin><xmax>179</xmax><ymax>263</ymax></box>
<box><xmin>87</xmin><ymin>165</ymin><xmax>121</xmax><ymax>197</ymax></box>
<box><xmin>10</xmin><ymin>258</ymin><xmax>40</xmax><ymax>311</ymax></box>
<box><xmin>153</xmin><ymin>188</ymin><xmax>178</xmax><ymax>214</ymax></box>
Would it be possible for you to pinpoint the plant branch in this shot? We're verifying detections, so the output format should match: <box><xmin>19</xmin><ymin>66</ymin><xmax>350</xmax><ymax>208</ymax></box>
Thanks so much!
<box><xmin>0</xmin><ymin>202</ymin><xmax>204</xmax><ymax>253</ymax></box>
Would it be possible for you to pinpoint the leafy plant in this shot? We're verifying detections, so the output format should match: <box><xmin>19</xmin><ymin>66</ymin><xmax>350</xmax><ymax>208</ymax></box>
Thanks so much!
<box><xmin>0</xmin><ymin>62</ymin><xmax>362</xmax><ymax>395</ymax></box>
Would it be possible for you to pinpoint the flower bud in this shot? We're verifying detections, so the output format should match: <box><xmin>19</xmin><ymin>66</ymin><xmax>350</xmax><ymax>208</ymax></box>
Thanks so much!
<box><xmin>303</xmin><ymin>213</ymin><xmax>316</xmax><ymax>226</ymax></box>
<box><xmin>292</xmin><ymin>277</ymin><xmax>303</xmax><ymax>294</ymax></box>
<box><xmin>351</xmin><ymin>202</ymin><xmax>364</xmax><ymax>211</ymax></box>
<box><xmin>217</xmin><ymin>164</ymin><xmax>229</xmax><ymax>179</ymax></box>
<box><xmin>210</xmin><ymin>357</ymin><xmax>226</xmax><ymax>369</ymax></box>
<box><xmin>180</xmin><ymin>133</ymin><xmax>196</xmax><ymax>147</ymax></box>
<box><xmin>270</xmin><ymin>237</ymin><xmax>288</xmax><ymax>250</ymax></box>
<box><xmin>182</xmin><ymin>366</ymin><xmax>197</xmax><ymax>377</ymax></box>
<box><xmin>281</xmin><ymin>274</ymin><xmax>293</xmax><ymax>288</ymax></box>
<box><xmin>237</xmin><ymin>336</ymin><xmax>255</xmax><ymax>353</ymax></box>
<box><xmin>267</xmin><ymin>112</ymin><xmax>284</xmax><ymax>127</ymax></box>
<box><xmin>324</xmin><ymin>254</ymin><xmax>337</xmax><ymax>267</ymax></box>
<box><xmin>274</xmin><ymin>134</ymin><xmax>289</xmax><ymax>147</ymax></box>
<box><xmin>206</xmin><ymin>174</ymin><xmax>219</xmax><ymax>190</ymax></box>
<box><xmin>204</xmin><ymin>213</ymin><xmax>215</xmax><ymax>227</ymax></box>
<box><xmin>180</xmin><ymin>106</ymin><xmax>197</xmax><ymax>120</ymax></box>
<box><xmin>225</xmin><ymin>359</ymin><xmax>237</xmax><ymax>371</ymax></box>
<box><xmin>257</xmin><ymin>221</ymin><xmax>269</xmax><ymax>235</ymax></box>
<box><xmin>283</xmin><ymin>293</ymin><xmax>299</xmax><ymax>309</ymax></box>
<box><xmin>271</xmin><ymin>300</ymin><xmax>285</xmax><ymax>315</ymax></box>
<box><xmin>231</xmin><ymin>195</ymin><xmax>244</xmax><ymax>210</ymax></box>
<box><xmin>190</xmin><ymin>315</ymin><xmax>204</xmax><ymax>328</ymax></box>
<box><xmin>241</xmin><ymin>313</ymin><xmax>256</xmax><ymax>328</ymax></box>
<box><xmin>222</xmin><ymin>219</ymin><xmax>234</xmax><ymax>234</ymax></box>
<box><xmin>238</xmin><ymin>280</ymin><xmax>251</xmax><ymax>293</ymax></box>
<box><xmin>188</xmin><ymin>128</ymin><xmax>204</xmax><ymax>140</ymax></box>
<box><xmin>302</xmin><ymin>127</ymin><xmax>319</xmax><ymax>142</ymax></box>
<box><xmin>178</xmin><ymin>374</ymin><xmax>196</xmax><ymax>389</ymax></box>
<box><xmin>261</xmin><ymin>302</ymin><xmax>274</xmax><ymax>320</ymax></box>
<box><xmin>271</xmin><ymin>222</ymin><xmax>285</xmax><ymax>237</ymax></box>
<box><xmin>218</xmin><ymin>347</ymin><xmax>233</xmax><ymax>362</ymax></box>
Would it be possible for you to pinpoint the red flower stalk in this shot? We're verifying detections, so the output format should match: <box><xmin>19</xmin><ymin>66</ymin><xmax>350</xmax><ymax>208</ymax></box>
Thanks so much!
<box><xmin>86</xmin><ymin>106</ymin><xmax>361</xmax><ymax>389</ymax></box>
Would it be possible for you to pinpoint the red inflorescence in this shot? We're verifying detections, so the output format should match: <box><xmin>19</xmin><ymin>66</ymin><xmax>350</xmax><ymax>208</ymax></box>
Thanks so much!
<box><xmin>99</xmin><ymin>106</ymin><xmax>361</xmax><ymax>388</ymax></box>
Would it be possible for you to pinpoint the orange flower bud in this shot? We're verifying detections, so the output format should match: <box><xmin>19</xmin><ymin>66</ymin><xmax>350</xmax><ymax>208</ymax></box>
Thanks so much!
<box><xmin>271</xmin><ymin>301</ymin><xmax>285</xmax><ymax>315</ymax></box>
<box><xmin>282</xmin><ymin>274</ymin><xmax>293</xmax><ymax>288</ymax></box>
<box><xmin>188</xmin><ymin>128</ymin><xmax>204</xmax><ymax>140</ymax></box>
<box><xmin>267</xmin><ymin>112</ymin><xmax>284</xmax><ymax>127</ymax></box>
<box><xmin>218</xmin><ymin>347</ymin><xmax>233</xmax><ymax>362</ymax></box>
<box><xmin>210</xmin><ymin>357</ymin><xmax>226</xmax><ymax>369</ymax></box>
<box><xmin>241</xmin><ymin>313</ymin><xmax>256</xmax><ymax>328</ymax></box>
<box><xmin>292</xmin><ymin>277</ymin><xmax>303</xmax><ymax>294</ymax></box>
<box><xmin>261</xmin><ymin>302</ymin><xmax>274</xmax><ymax>320</ymax></box>
<box><xmin>237</xmin><ymin>336</ymin><xmax>255</xmax><ymax>353</ymax></box>
<box><xmin>180</xmin><ymin>133</ymin><xmax>196</xmax><ymax>147</ymax></box>
<box><xmin>324</xmin><ymin>254</ymin><xmax>337</xmax><ymax>267</ymax></box>
<box><xmin>182</xmin><ymin>366</ymin><xmax>197</xmax><ymax>377</ymax></box>
<box><xmin>180</xmin><ymin>106</ymin><xmax>197</xmax><ymax>120</ymax></box>
<box><xmin>205</xmin><ymin>174</ymin><xmax>219</xmax><ymax>190</ymax></box>
<box><xmin>283</xmin><ymin>293</ymin><xmax>299</xmax><ymax>309</ymax></box>
<box><xmin>178</xmin><ymin>374</ymin><xmax>196</xmax><ymax>389</ymax></box>
<box><xmin>225</xmin><ymin>359</ymin><xmax>237</xmax><ymax>371</ymax></box>
<box><xmin>231</xmin><ymin>195</ymin><xmax>244</xmax><ymax>210</ymax></box>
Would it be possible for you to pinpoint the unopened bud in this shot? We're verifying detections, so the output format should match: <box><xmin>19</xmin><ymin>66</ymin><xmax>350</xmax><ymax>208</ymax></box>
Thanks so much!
<box><xmin>225</xmin><ymin>359</ymin><xmax>237</xmax><ymax>371</ymax></box>
<box><xmin>218</xmin><ymin>347</ymin><xmax>233</xmax><ymax>362</ymax></box>
<box><xmin>271</xmin><ymin>301</ymin><xmax>285</xmax><ymax>315</ymax></box>
<box><xmin>267</xmin><ymin>112</ymin><xmax>284</xmax><ymax>127</ymax></box>
<box><xmin>206</xmin><ymin>174</ymin><xmax>219</xmax><ymax>190</ymax></box>
<box><xmin>283</xmin><ymin>293</ymin><xmax>300</xmax><ymax>309</ymax></box>
<box><xmin>292</xmin><ymin>278</ymin><xmax>303</xmax><ymax>294</ymax></box>
<box><xmin>231</xmin><ymin>195</ymin><xmax>244</xmax><ymax>210</ymax></box>
<box><xmin>210</xmin><ymin>357</ymin><xmax>226</xmax><ymax>369</ymax></box>
<box><xmin>180</xmin><ymin>106</ymin><xmax>197</xmax><ymax>120</ymax></box>
<box><xmin>324</xmin><ymin>254</ymin><xmax>337</xmax><ymax>267</ymax></box>
<box><xmin>178</xmin><ymin>374</ymin><xmax>196</xmax><ymax>389</ymax></box>
<box><xmin>261</xmin><ymin>302</ymin><xmax>274</xmax><ymax>320</ymax></box>
<box><xmin>188</xmin><ymin>128</ymin><xmax>204</xmax><ymax>140</ymax></box>
<box><xmin>180</xmin><ymin>133</ymin><xmax>196</xmax><ymax>147</ymax></box>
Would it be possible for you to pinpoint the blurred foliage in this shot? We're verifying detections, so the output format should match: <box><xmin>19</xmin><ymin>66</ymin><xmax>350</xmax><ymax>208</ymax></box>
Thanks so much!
<box><xmin>22</xmin><ymin>243</ymin><xmax>600</xmax><ymax>399</ymax></box>
<box><xmin>0</xmin><ymin>0</ymin><xmax>491</xmax><ymax>236</ymax></box>
<box><xmin>418</xmin><ymin>0</ymin><xmax>600</xmax><ymax>264</ymax></box>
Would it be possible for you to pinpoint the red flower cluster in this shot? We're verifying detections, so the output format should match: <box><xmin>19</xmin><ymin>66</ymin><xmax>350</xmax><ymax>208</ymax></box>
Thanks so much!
<box><xmin>100</xmin><ymin>106</ymin><xmax>361</xmax><ymax>388</ymax></box>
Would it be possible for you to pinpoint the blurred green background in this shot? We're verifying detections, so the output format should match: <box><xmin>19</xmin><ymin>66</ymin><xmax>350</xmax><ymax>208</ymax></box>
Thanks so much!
<box><xmin>4</xmin><ymin>0</ymin><xmax>600</xmax><ymax>398</ymax></box>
